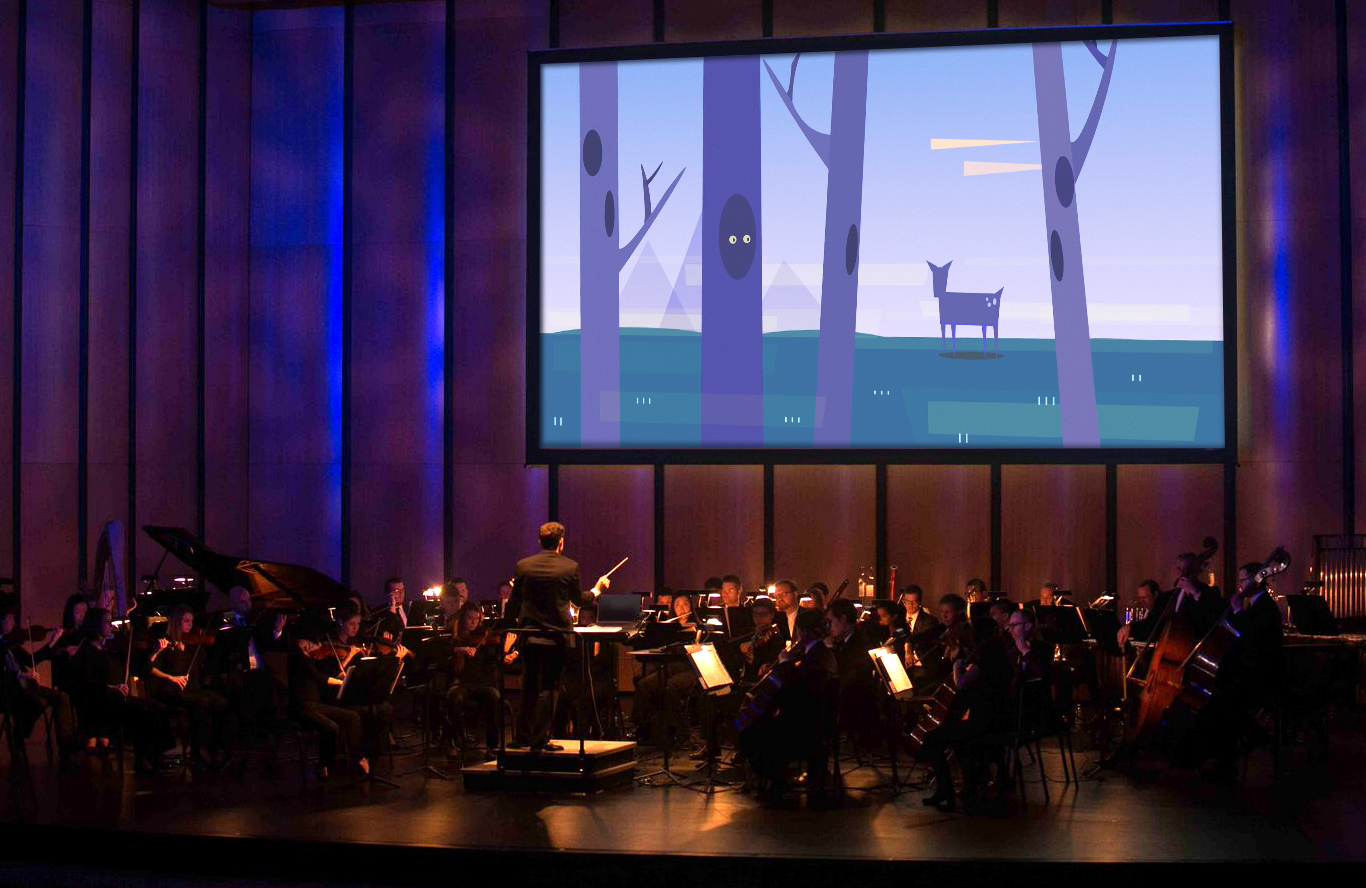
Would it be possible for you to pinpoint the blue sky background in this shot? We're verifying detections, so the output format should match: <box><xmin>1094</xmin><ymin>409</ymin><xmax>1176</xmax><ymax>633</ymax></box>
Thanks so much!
<box><xmin>541</xmin><ymin>35</ymin><xmax>1222</xmax><ymax>341</ymax></box>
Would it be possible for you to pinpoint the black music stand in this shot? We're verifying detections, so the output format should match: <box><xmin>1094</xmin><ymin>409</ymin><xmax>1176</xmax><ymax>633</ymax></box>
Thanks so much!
<box><xmin>681</xmin><ymin>643</ymin><xmax>736</xmax><ymax>794</ymax></box>
<box><xmin>338</xmin><ymin>656</ymin><xmax>402</xmax><ymax>789</ymax></box>
<box><xmin>631</xmin><ymin>647</ymin><xmax>691</xmax><ymax>788</ymax></box>
<box><xmin>394</xmin><ymin>631</ymin><xmax>451</xmax><ymax>782</ymax></box>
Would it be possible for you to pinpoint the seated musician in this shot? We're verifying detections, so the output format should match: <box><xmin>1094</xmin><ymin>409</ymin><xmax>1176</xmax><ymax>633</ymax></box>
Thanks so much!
<box><xmin>374</xmin><ymin>577</ymin><xmax>408</xmax><ymax>638</ymax></box>
<box><xmin>825</xmin><ymin>599</ymin><xmax>881</xmax><ymax>747</ymax></box>
<box><xmin>334</xmin><ymin>603</ymin><xmax>395</xmax><ymax>761</ymax></box>
<box><xmin>493</xmin><ymin>580</ymin><xmax>514</xmax><ymax>618</ymax></box>
<box><xmin>287</xmin><ymin>628</ymin><xmax>367</xmax><ymax>779</ymax></box>
<box><xmin>805</xmin><ymin>582</ymin><xmax>830</xmax><ymax>611</ymax></box>
<box><xmin>713</xmin><ymin>574</ymin><xmax>752</xmax><ymax>676</ymax></box>
<box><xmin>1027</xmin><ymin>583</ymin><xmax>1067</xmax><ymax>609</ymax></box>
<box><xmin>206</xmin><ymin>586</ymin><xmax>284</xmax><ymax>740</ymax></box>
<box><xmin>436</xmin><ymin>580</ymin><xmax>467</xmax><ymax>629</ymax></box>
<box><xmin>71</xmin><ymin>608</ymin><xmax>175</xmax><ymax>773</ymax></box>
<box><xmin>1181</xmin><ymin>561</ymin><xmax>1284</xmax><ymax>783</ymax></box>
<box><xmin>772</xmin><ymin>580</ymin><xmax>803</xmax><ymax>643</ymax></box>
<box><xmin>918</xmin><ymin>616</ymin><xmax>1011</xmax><ymax>811</ymax></box>
<box><xmin>631</xmin><ymin>593</ymin><xmax>703</xmax><ymax>747</ymax></box>
<box><xmin>899</xmin><ymin>585</ymin><xmax>939</xmax><ymax>640</ymax></box>
<box><xmin>873</xmin><ymin>600</ymin><xmax>907</xmax><ymax>646</ymax></box>
<box><xmin>1005</xmin><ymin>607</ymin><xmax>1051</xmax><ymax>681</ymax></box>
<box><xmin>965</xmin><ymin>578</ymin><xmax>989</xmax><ymax>605</ymax></box>
<box><xmin>922</xmin><ymin>593</ymin><xmax>969</xmax><ymax>694</ymax></box>
<box><xmin>738</xmin><ymin>607</ymin><xmax>837</xmax><ymax>799</ymax></box>
<box><xmin>148</xmin><ymin>604</ymin><xmax>234</xmax><ymax>767</ymax></box>
<box><xmin>739</xmin><ymin>597</ymin><xmax>784</xmax><ymax>683</ymax></box>
<box><xmin>1118</xmin><ymin>579</ymin><xmax>1164</xmax><ymax>645</ymax></box>
<box><xmin>989</xmin><ymin>598</ymin><xmax>1017</xmax><ymax>631</ymax></box>
<box><xmin>0</xmin><ymin>608</ymin><xmax>79</xmax><ymax>764</ymax></box>
<box><xmin>33</xmin><ymin>593</ymin><xmax>89</xmax><ymax>694</ymax></box>
<box><xmin>445</xmin><ymin>601</ymin><xmax>502</xmax><ymax>759</ymax></box>
<box><xmin>1172</xmin><ymin>554</ymin><xmax>1226</xmax><ymax>637</ymax></box>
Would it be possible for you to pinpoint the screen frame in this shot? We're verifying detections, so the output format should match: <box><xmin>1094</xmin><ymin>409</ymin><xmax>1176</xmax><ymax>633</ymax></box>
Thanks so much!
<box><xmin>526</xmin><ymin>21</ymin><xmax>1235</xmax><ymax>466</ymax></box>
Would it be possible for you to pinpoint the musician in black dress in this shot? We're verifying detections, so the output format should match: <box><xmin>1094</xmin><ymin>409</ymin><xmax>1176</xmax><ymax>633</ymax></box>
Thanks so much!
<box><xmin>287</xmin><ymin>630</ymin><xmax>366</xmax><ymax>779</ymax></box>
<box><xmin>33</xmin><ymin>594</ymin><xmax>89</xmax><ymax>694</ymax></box>
<box><xmin>147</xmin><ymin>605</ymin><xmax>234</xmax><ymax>767</ymax></box>
<box><xmin>631</xmin><ymin>593</ymin><xmax>702</xmax><ymax>747</ymax></box>
<box><xmin>71</xmin><ymin>608</ymin><xmax>175</xmax><ymax>772</ymax></box>
<box><xmin>505</xmin><ymin>521</ymin><xmax>609</xmax><ymax>751</ymax></box>
<box><xmin>0</xmin><ymin>608</ymin><xmax>78</xmax><ymax>762</ymax></box>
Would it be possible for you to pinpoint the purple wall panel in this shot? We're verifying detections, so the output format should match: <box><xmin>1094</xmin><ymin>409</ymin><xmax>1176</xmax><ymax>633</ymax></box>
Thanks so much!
<box><xmin>135</xmin><ymin>0</ymin><xmax>201</xmax><ymax>580</ymax></box>
<box><xmin>0</xmin><ymin>0</ymin><xmax>18</xmax><ymax>584</ymax></box>
<box><xmin>558</xmin><ymin>465</ymin><xmax>654</xmax><ymax>594</ymax></box>
<box><xmin>664</xmin><ymin>0</ymin><xmax>761</xmax><ymax>42</ymax></box>
<box><xmin>87</xmin><ymin>0</ymin><xmax>133</xmax><ymax>576</ymax></box>
<box><xmin>449</xmin><ymin>4</ymin><xmax>549</xmax><ymax>589</ymax></box>
<box><xmin>557</xmin><ymin>0</ymin><xmax>651</xmax><ymax>48</ymax></box>
<box><xmin>1349</xmin><ymin>3</ymin><xmax>1366</xmax><ymax>534</ymax></box>
<box><xmin>1113</xmin><ymin>0</ymin><xmax>1220</xmax><ymax>22</ymax></box>
<box><xmin>248</xmin><ymin>8</ymin><xmax>343</xmax><ymax>575</ymax></box>
<box><xmin>1001</xmin><ymin>465</ymin><xmax>1106</xmax><ymax>599</ymax></box>
<box><xmin>204</xmin><ymin>6</ymin><xmax>251</xmax><ymax>557</ymax></box>
<box><xmin>1234</xmin><ymin>0</ymin><xmax>1342</xmax><ymax>590</ymax></box>
<box><xmin>350</xmin><ymin>1</ymin><xmax>445</xmax><ymax>604</ymax></box>
<box><xmin>663</xmin><ymin>466</ymin><xmax>764</xmax><ymax>591</ymax></box>
<box><xmin>20</xmin><ymin>0</ymin><xmax>83</xmax><ymax>624</ymax></box>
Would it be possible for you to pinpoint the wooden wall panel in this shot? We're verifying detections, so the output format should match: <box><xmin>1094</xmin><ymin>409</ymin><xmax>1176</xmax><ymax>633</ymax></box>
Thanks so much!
<box><xmin>663</xmin><ymin>465</ymin><xmax>764</xmax><ymax>591</ymax></box>
<box><xmin>885</xmin><ymin>0</ymin><xmax>989</xmax><ymax>32</ymax></box>
<box><xmin>558</xmin><ymin>465</ymin><xmax>655</xmax><ymax>594</ymax></box>
<box><xmin>886</xmin><ymin>465</ymin><xmax>991</xmax><ymax>607</ymax></box>
<box><xmin>0</xmin><ymin>0</ymin><xmax>19</xmax><ymax>585</ymax></box>
<box><xmin>350</xmin><ymin>1</ymin><xmax>445</xmax><ymax>605</ymax></box>
<box><xmin>1001</xmin><ymin>464</ymin><xmax>1105</xmax><ymax>600</ymax></box>
<box><xmin>557</xmin><ymin>0</ymin><xmax>652</xmax><ymax>47</ymax></box>
<box><xmin>87</xmin><ymin>0</ymin><xmax>134</xmax><ymax>576</ymax></box>
<box><xmin>664</xmin><ymin>0</ymin><xmax>762</xmax><ymax>43</ymax></box>
<box><xmin>135</xmin><ymin>0</ymin><xmax>201</xmax><ymax>581</ymax></box>
<box><xmin>247</xmin><ymin>8</ymin><xmax>343</xmax><ymax>575</ymax></box>
<box><xmin>20</xmin><ymin>0</ymin><xmax>83</xmax><ymax>624</ymax></box>
<box><xmin>1349</xmin><ymin>2</ymin><xmax>1366</xmax><ymax>535</ymax></box>
<box><xmin>997</xmin><ymin>0</ymin><xmax>1103</xmax><ymax>27</ymax></box>
<box><xmin>203</xmin><ymin>5</ymin><xmax>252</xmax><ymax>557</ymax></box>
<box><xmin>772</xmin><ymin>0</ymin><xmax>876</xmax><ymax>37</ymax></box>
<box><xmin>1233</xmin><ymin>0</ymin><xmax>1342</xmax><ymax>592</ymax></box>
<box><xmin>1112</xmin><ymin>0</ymin><xmax>1220</xmax><ymax>22</ymax></box>
<box><xmin>1116</xmin><ymin>464</ymin><xmax>1223</xmax><ymax>600</ymax></box>
<box><xmin>773</xmin><ymin>465</ymin><xmax>875</xmax><ymax>591</ymax></box>
<box><xmin>450</xmin><ymin>3</ymin><xmax>551</xmax><ymax>593</ymax></box>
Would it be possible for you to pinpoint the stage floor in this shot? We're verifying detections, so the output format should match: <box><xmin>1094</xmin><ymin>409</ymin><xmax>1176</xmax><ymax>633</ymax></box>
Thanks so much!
<box><xmin>3</xmin><ymin>722</ymin><xmax>1366</xmax><ymax>874</ymax></box>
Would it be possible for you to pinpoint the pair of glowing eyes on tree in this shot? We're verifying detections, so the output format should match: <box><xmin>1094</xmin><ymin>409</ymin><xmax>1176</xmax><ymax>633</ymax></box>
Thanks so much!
<box><xmin>727</xmin><ymin>234</ymin><xmax>752</xmax><ymax>245</ymax></box>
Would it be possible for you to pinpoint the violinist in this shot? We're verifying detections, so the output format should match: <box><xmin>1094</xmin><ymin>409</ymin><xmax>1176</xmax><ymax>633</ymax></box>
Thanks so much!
<box><xmin>0</xmin><ymin>608</ymin><xmax>79</xmax><ymax>763</ymax></box>
<box><xmin>33</xmin><ymin>593</ymin><xmax>89</xmax><ymax>693</ymax></box>
<box><xmin>287</xmin><ymin>629</ymin><xmax>367</xmax><ymax>779</ymax></box>
<box><xmin>773</xmin><ymin>580</ymin><xmax>802</xmax><ymax>643</ymax></box>
<box><xmin>148</xmin><ymin>605</ymin><xmax>234</xmax><ymax>767</ymax></box>
<box><xmin>71</xmin><ymin>608</ymin><xmax>175</xmax><ymax>772</ymax></box>
<box><xmin>435</xmin><ymin>581</ymin><xmax>466</xmax><ymax>630</ymax></box>
<box><xmin>445</xmin><ymin>601</ymin><xmax>502</xmax><ymax>759</ymax></box>
<box><xmin>739</xmin><ymin>597</ymin><xmax>783</xmax><ymax>683</ymax></box>
<box><xmin>873</xmin><ymin>600</ymin><xmax>908</xmax><ymax>647</ymax></box>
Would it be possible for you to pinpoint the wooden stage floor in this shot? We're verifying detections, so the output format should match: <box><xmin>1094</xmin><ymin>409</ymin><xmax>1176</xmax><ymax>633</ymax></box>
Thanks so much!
<box><xmin>3</xmin><ymin>716</ymin><xmax>1366</xmax><ymax>887</ymax></box>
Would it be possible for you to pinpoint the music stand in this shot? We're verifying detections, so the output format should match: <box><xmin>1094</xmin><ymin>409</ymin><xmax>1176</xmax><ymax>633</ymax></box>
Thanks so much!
<box><xmin>681</xmin><ymin>643</ymin><xmax>736</xmax><ymax>794</ymax></box>
<box><xmin>1286</xmin><ymin>595</ymin><xmax>1338</xmax><ymax>635</ymax></box>
<box><xmin>630</xmin><ymin>645</ymin><xmax>692</xmax><ymax>788</ymax></box>
<box><xmin>864</xmin><ymin>647</ymin><xmax>920</xmax><ymax>795</ymax></box>
<box><xmin>394</xmin><ymin>627</ymin><xmax>452</xmax><ymax>782</ymax></box>
<box><xmin>338</xmin><ymin>656</ymin><xmax>402</xmax><ymax>788</ymax></box>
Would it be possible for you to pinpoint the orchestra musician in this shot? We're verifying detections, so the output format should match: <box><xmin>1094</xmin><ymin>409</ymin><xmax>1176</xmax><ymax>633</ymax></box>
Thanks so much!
<box><xmin>147</xmin><ymin>604</ymin><xmax>234</xmax><ymax>767</ymax></box>
<box><xmin>739</xmin><ymin>597</ymin><xmax>784</xmax><ymax>683</ymax></box>
<box><xmin>965</xmin><ymin>578</ymin><xmax>989</xmax><ymax>604</ymax></box>
<box><xmin>373</xmin><ymin>577</ymin><xmax>408</xmax><ymax>638</ymax></box>
<box><xmin>825</xmin><ymin>598</ymin><xmax>880</xmax><ymax>748</ymax></box>
<box><xmin>0</xmin><ymin>608</ymin><xmax>79</xmax><ymax>764</ymax></box>
<box><xmin>71</xmin><ymin>608</ymin><xmax>175</xmax><ymax>773</ymax></box>
<box><xmin>917</xmin><ymin>616</ymin><xmax>1011</xmax><ymax>811</ymax></box>
<box><xmin>444</xmin><ymin>601</ymin><xmax>503</xmax><ymax>759</ymax></box>
<box><xmin>505</xmin><ymin>521</ymin><xmax>610</xmax><ymax>752</ymax></box>
<box><xmin>989</xmin><ymin>598</ymin><xmax>1017</xmax><ymax>631</ymax></box>
<box><xmin>435</xmin><ymin>581</ymin><xmax>467</xmax><ymax>629</ymax></box>
<box><xmin>493</xmin><ymin>580</ymin><xmax>514</xmax><ymax>618</ymax></box>
<box><xmin>1027</xmin><ymin>583</ymin><xmax>1067</xmax><ymax>609</ymax></box>
<box><xmin>632</xmin><ymin>593</ymin><xmax>702</xmax><ymax>747</ymax></box>
<box><xmin>872</xmin><ymin>600</ymin><xmax>907</xmax><ymax>646</ymax></box>
<box><xmin>805</xmin><ymin>582</ymin><xmax>830</xmax><ymax>611</ymax></box>
<box><xmin>331</xmin><ymin>603</ymin><xmax>394</xmax><ymax>764</ymax></box>
<box><xmin>772</xmin><ymin>580</ymin><xmax>802</xmax><ymax>643</ymax></box>
<box><xmin>33</xmin><ymin>594</ymin><xmax>89</xmax><ymax>694</ymax></box>
<box><xmin>205</xmin><ymin>587</ymin><xmax>284</xmax><ymax>742</ymax></box>
<box><xmin>287</xmin><ymin>629</ymin><xmax>367</xmax><ymax>779</ymax></box>
<box><xmin>1117</xmin><ymin>579</ymin><xmax>1164</xmax><ymax>645</ymax></box>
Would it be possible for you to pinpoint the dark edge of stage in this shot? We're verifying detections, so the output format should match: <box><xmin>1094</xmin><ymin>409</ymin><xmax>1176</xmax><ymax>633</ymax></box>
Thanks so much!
<box><xmin>0</xmin><ymin>822</ymin><xmax>1355</xmax><ymax>888</ymax></box>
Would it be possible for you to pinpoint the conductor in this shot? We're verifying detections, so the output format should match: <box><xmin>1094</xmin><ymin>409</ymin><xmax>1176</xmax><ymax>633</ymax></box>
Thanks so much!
<box><xmin>506</xmin><ymin>521</ymin><xmax>610</xmax><ymax>752</ymax></box>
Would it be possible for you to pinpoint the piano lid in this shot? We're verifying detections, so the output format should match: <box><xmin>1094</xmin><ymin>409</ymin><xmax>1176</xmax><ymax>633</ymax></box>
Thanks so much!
<box><xmin>143</xmin><ymin>526</ymin><xmax>352</xmax><ymax>611</ymax></box>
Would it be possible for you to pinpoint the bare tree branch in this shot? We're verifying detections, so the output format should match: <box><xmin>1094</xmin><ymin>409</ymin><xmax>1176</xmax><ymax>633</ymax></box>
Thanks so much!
<box><xmin>618</xmin><ymin>167</ymin><xmax>686</xmax><ymax>272</ymax></box>
<box><xmin>1083</xmin><ymin>40</ymin><xmax>1108</xmax><ymax>67</ymax></box>
<box><xmin>762</xmin><ymin>58</ymin><xmax>831</xmax><ymax>168</ymax></box>
<box><xmin>641</xmin><ymin>161</ymin><xmax>663</xmax><ymax>217</ymax></box>
<box><xmin>788</xmin><ymin>53</ymin><xmax>800</xmax><ymax>98</ymax></box>
<box><xmin>1071</xmin><ymin>40</ymin><xmax>1117</xmax><ymax>180</ymax></box>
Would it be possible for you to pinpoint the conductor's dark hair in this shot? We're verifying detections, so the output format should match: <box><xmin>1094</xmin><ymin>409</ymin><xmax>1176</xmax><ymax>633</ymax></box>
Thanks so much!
<box><xmin>721</xmin><ymin>574</ymin><xmax>743</xmax><ymax>589</ymax></box>
<box><xmin>827</xmin><ymin>598</ymin><xmax>857</xmax><ymax>624</ymax></box>
<box><xmin>539</xmin><ymin>521</ymin><xmax>566</xmax><ymax>550</ymax></box>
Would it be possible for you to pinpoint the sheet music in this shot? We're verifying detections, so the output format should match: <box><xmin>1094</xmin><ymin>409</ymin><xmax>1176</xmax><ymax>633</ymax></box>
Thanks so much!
<box><xmin>686</xmin><ymin>643</ymin><xmax>732</xmax><ymax>691</ymax></box>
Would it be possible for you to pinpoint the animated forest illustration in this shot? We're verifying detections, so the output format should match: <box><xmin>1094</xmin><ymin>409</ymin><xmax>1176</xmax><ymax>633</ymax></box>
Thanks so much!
<box><xmin>539</xmin><ymin>36</ymin><xmax>1224</xmax><ymax>449</ymax></box>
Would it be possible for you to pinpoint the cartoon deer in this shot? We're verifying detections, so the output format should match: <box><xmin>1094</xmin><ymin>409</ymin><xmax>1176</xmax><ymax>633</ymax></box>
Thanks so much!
<box><xmin>927</xmin><ymin>261</ymin><xmax>1003</xmax><ymax>356</ymax></box>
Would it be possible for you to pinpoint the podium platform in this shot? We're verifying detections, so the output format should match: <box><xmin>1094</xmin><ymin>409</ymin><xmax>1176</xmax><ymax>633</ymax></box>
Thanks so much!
<box><xmin>462</xmin><ymin>740</ymin><xmax>637</xmax><ymax>792</ymax></box>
